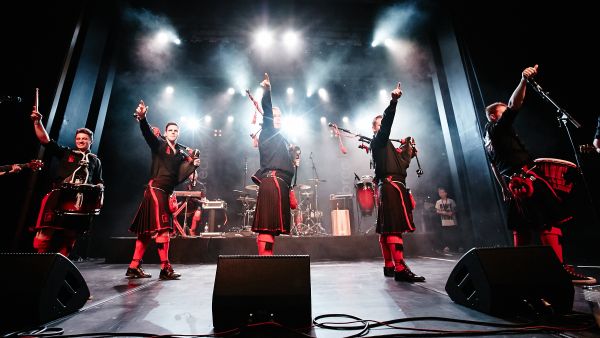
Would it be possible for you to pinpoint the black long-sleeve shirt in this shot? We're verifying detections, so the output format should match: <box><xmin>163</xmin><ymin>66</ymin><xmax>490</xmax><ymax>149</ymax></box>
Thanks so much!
<box><xmin>44</xmin><ymin>140</ymin><xmax>103</xmax><ymax>186</ymax></box>
<box><xmin>484</xmin><ymin>107</ymin><xmax>531</xmax><ymax>176</ymax></box>
<box><xmin>370</xmin><ymin>100</ymin><xmax>412</xmax><ymax>183</ymax></box>
<box><xmin>139</xmin><ymin>118</ymin><xmax>196</xmax><ymax>192</ymax></box>
<box><xmin>255</xmin><ymin>88</ymin><xmax>294</xmax><ymax>184</ymax></box>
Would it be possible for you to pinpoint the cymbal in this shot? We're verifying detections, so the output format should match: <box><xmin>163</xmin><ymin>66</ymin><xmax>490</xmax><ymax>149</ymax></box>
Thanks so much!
<box><xmin>245</xmin><ymin>184</ymin><xmax>259</xmax><ymax>191</ymax></box>
<box><xmin>296</xmin><ymin>184</ymin><xmax>311</xmax><ymax>190</ymax></box>
<box><xmin>306</xmin><ymin>178</ymin><xmax>326</xmax><ymax>182</ymax></box>
<box><xmin>237</xmin><ymin>196</ymin><xmax>256</xmax><ymax>202</ymax></box>
<box><xmin>300</xmin><ymin>192</ymin><xmax>313</xmax><ymax>196</ymax></box>
<box><xmin>233</xmin><ymin>189</ymin><xmax>245</xmax><ymax>194</ymax></box>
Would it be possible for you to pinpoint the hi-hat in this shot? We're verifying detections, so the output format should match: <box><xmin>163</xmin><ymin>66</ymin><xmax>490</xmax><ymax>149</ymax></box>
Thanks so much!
<box><xmin>245</xmin><ymin>184</ymin><xmax>259</xmax><ymax>191</ymax></box>
<box><xmin>237</xmin><ymin>196</ymin><xmax>256</xmax><ymax>202</ymax></box>
<box><xmin>296</xmin><ymin>184</ymin><xmax>311</xmax><ymax>190</ymax></box>
<box><xmin>233</xmin><ymin>189</ymin><xmax>246</xmax><ymax>194</ymax></box>
<box><xmin>306</xmin><ymin>178</ymin><xmax>326</xmax><ymax>182</ymax></box>
<box><xmin>301</xmin><ymin>192</ymin><xmax>313</xmax><ymax>196</ymax></box>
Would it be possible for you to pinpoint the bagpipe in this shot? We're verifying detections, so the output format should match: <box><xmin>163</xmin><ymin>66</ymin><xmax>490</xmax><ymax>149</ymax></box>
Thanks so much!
<box><xmin>328</xmin><ymin>123</ymin><xmax>424</xmax><ymax>177</ymax></box>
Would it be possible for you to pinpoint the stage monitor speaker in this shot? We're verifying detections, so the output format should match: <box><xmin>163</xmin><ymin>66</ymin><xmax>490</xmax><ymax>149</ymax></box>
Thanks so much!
<box><xmin>212</xmin><ymin>255</ymin><xmax>311</xmax><ymax>330</ymax></box>
<box><xmin>445</xmin><ymin>246</ymin><xmax>573</xmax><ymax>317</ymax></box>
<box><xmin>0</xmin><ymin>253</ymin><xmax>90</xmax><ymax>333</ymax></box>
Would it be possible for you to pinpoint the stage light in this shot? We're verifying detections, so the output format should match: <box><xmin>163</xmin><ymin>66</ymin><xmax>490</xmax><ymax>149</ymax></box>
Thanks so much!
<box><xmin>205</xmin><ymin>115</ymin><xmax>212</xmax><ymax>123</ymax></box>
<box><xmin>227</xmin><ymin>116</ymin><xmax>234</xmax><ymax>123</ymax></box>
<box><xmin>173</xmin><ymin>38</ymin><xmax>181</xmax><ymax>45</ymax></box>
<box><xmin>255</xmin><ymin>87</ymin><xmax>264</xmax><ymax>99</ymax></box>
<box><xmin>156</xmin><ymin>31</ymin><xmax>170</xmax><ymax>46</ymax></box>
<box><xmin>283</xmin><ymin>31</ymin><xmax>299</xmax><ymax>50</ymax></box>
<box><xmin>320</xmin><ymin>116</ymin><xmax>327</xmax><ymax>124</ymax></box>
<box><xmin>227</xmin><ymin>87</ymin><xmax>235</xmax><ymax>95</ymax></box>
<box><xmin>318</xmin><ymin>88</ymin><xmax>329</xmax><ymax>102</ymax></box>
<box><xmin>287</xmin><ymin>87</ymin><xmax>294</xmax><ymax>95</ymax></box>
<box><xmin>371</xmin><ymin>40</ymin><xmax>379</xmax><ymax>47</ymax></box>
<box><xmin>254</xmin><ymin>29</ymin><xmax>274</xmax><ymax>48</ymax></box>
<box><xmin>165</xmin><ymin>86</ymin><xmax>174</xmax><ymax>95</ymax></box>
<box><xmin>189</xmin><ymin>118</ymin><xmax>200</xmax><ymax>130</ymax></box>
<box><xmin>342</xmin><ymin>116</ymin><xmax>349</xmax><ymax>123</ymax></box>
<box><xmin>384</xmin><ymin>38</ymin><xmax>393</xmax><ymax>48</ymax></box>
<box><xmin>306</xmin><ymin>87</ymin><xmax>315</xmax><ymax>98</ymax></box>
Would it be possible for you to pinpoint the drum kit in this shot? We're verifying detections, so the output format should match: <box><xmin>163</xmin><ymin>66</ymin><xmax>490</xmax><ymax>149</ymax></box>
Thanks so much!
<box><xmin>291</xmin><ymin>178</ymin><xmax>327</xmax><ymax>236</ymax></box>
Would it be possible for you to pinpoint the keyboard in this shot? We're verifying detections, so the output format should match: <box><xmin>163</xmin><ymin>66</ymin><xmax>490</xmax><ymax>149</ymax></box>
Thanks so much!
<box><xmin>172</xmin><ymin>191</ymin><xmax>204</xmax><ymax>198</ymax></box>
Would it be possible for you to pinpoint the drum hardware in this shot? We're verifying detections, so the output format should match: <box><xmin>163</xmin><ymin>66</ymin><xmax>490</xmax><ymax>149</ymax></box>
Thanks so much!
<box><xmin>245</xmin><ymin>184</ymin><xmax>259</xmax><ymax>191</ymax></box>
<box><xmin>296</xmin><ymin>184</ymin><xmax>311</xmax><ymax>190</ymax></box>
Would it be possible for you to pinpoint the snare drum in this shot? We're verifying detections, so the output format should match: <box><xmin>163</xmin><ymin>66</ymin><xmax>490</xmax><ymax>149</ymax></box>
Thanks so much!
<box><xmin>56</xmin><ymin>183</ymin><xmax>104</xmax><ymax>216</ymax></box>
<box><xmin>355</xmin><ymin>179</ymin><xmax>376</xmax><ymax>216</ymax></box>
<box><xmin>533</xmin><ymin>158</ymin><xmax>578</xmax><ymax>194</ymax></box>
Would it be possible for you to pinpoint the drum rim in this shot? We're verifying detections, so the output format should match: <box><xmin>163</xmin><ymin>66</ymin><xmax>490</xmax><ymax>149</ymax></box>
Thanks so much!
<box><xmin>534</xmin><ymin>157</ymin><xmax>577</xmax><ymax>168</ymax></box>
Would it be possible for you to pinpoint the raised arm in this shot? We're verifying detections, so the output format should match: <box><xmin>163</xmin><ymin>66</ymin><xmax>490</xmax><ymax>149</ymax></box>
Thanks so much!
<box><xmin>30</xmin><ymin>106</ymin><xmax>51</xmax><ymax>144</ymax></box>
<box><xmin>260</xmin><ymin>73</ymin><xmax>274</xmax><ymax>129</ymax></box>
<box><xmin>134</xmin><ymin>100</ymin><xmax>161</xmax><ymax>150</ymax></box>
<box><xmin>508</xmin><ymin>64</ymin><xmax>537</xmax><ymax>110</ymax></box>
<box><xmin>372</xmin><ymin>82</ymin><xmax>402</xmax><ymax>147</ymax></box>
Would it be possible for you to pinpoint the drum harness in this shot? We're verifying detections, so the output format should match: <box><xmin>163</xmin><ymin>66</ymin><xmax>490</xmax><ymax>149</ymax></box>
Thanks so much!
<box><xmin>66</xmin><ymin>151</ymin><xmax>93</xmax><ymax>210</ymax></box>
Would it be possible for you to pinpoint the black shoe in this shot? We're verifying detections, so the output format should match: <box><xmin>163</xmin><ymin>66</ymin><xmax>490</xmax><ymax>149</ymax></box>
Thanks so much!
<box><xmin>159</xmin><ymin>265</ymin><xmax>181</xmax><ymax>280</ymax></box>
<box><xmin>564</xmin><ymin>264</ymin><xmax>597</xmax><ymax>285</ymax></box>
<box><xmin>126</xmin><ymin>266</ymin><xmax>151</xmax><ymax>278</ymax></box>
<box><xmin>383</xmin><ymin>267</ymin><xmax>394</xmax><ymax>277</ymax></box>
<box><xmin>394</xmin><ymin>266</ymin><xmax>426</xmax><ymax>283</ymax></box>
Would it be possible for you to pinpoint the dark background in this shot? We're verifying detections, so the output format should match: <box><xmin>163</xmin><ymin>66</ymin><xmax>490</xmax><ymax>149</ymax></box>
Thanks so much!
<box><xmin>1</xmin><ymin>0</ymin><xmax>598</xmax><ymax>263</ymax></box>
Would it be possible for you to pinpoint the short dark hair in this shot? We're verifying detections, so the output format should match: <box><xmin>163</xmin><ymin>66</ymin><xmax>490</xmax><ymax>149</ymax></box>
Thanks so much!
<box><xmin>372</xmin><ymin>115</ymin><xmax>382</xmax><ymax>128</ymax></box>
<box><xmin>485</xmin><ymin>102</ymin><xmax>507</xmax><ymax>121</ymax></box>
<box><xmin>165</xmin><ymin>122</ymin><xmax>178</xmax><ymax>131</ymax></box>
<box><xmin>75</xmin><ymin>128</ymin><xmax>93</xmax><ymax>140</ymax></box>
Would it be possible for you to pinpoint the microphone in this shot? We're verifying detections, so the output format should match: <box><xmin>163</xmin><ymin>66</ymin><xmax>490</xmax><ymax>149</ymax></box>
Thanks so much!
<box><xmin>525</xmin><ymin>76</ymin><xmax>543</xmax><ymax>92</ymax></box>
<box><xmin>328</xmin><ymin>123</ymin><xmax>351</xmax><ymax>134</ymax></box>
<box><xmin>0</xmin><ymin>96</ymin><xmax>22</xmax><ymax>104</ymax></box>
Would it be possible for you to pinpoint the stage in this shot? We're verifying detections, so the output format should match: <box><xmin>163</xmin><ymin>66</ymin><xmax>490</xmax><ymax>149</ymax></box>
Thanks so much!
<box><xmin>4</xmin><ymin>255</ymin><xmax>599</xmax><ymax>337</ymax></box>
<box><xmin>103</xmin><ymin>233</ymin><xmax>439</xmax><ymax>264</ymax></box>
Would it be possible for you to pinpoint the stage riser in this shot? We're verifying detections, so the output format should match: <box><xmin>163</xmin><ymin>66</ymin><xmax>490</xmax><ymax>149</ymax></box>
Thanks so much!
<box><xmin>105</xmin><ymin>233</ymin><xmax>436</xmax><ymax>264</ymax></box>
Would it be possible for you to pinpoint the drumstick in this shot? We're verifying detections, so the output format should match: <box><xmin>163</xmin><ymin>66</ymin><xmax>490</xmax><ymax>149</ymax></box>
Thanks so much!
<box><xmin>35</xmin><ymin>88</ymin><xmax>39</xmax><ymax>112</ymax></box>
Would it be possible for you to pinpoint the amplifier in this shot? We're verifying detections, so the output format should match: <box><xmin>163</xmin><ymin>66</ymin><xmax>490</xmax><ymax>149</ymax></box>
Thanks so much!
<box><xmin>203</xmin><ymin>200</ymin><xmax>227</xmax><ymax>209</ymax></box>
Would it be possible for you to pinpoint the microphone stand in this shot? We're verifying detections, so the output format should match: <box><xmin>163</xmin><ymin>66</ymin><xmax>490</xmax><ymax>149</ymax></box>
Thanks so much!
<box><xmin>309</xmin><ymin>153</ymin><xmax>326</xmax><ymax>234</ymax></box>
<box><xmin>526</xmin><ymin>77</ymin><xmax>598</xmax><ymax>223</ymax></box>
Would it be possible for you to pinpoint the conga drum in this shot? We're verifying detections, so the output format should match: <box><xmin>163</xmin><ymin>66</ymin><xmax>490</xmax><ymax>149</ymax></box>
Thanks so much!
<box><xmin>355</xmin><ymin>175</ymin><xmax>376</xmax><ymax>216</ymax></box>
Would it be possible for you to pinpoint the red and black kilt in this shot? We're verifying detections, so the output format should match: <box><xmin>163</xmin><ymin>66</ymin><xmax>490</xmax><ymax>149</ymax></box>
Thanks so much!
<box><xmin>130</xmin><ymin>186</ymin><xmax>173</xmax><ymax>235</ymax></box>
<box><xmin>506</xmin><ymin>168</ymin><xmax>571</xmax><ymax>231</ymax></box>
<box><xmin>375</xmin><ymin>179</ymin><xmax>416</xmax><ymax>235</ymax></box>
<box><xmin>252</xmin><ymin>176</ymin><xmax>291</xmax><ymax>235</ymax></box>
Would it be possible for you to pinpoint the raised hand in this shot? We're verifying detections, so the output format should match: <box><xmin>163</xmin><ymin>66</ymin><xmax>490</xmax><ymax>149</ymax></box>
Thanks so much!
<box><xmin>30</xmin><ymin>106</ymin><xmax>42</xmax><ymax>123</ymax></box>
<box><xmin>522</xmin><ymin>64</ymin><xmax>538</xmax><ymax>80</ymax></box>
<box><xmin>391</xmin><ymin>82</ymin><xmax>403</xmax><ymax>101</ymax></box>
<box><xmin>260</xmin><ymin>73</ymin><xmax>271</xmax><ymax>90</ymax></box>
<box><xmin>135</xmin><ymin>100</ymin><xmax>148</xmax><ymax>120</ymax></box>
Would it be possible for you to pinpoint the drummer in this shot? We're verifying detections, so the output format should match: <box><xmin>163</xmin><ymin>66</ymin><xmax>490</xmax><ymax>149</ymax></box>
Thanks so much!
<box><xmin>30</xmin><ymin>106</ymin><xmax>104</xmax><ymax>257</ymax></box>
<box><xmin>483</xmin><ymin>64</ymin><xmax>595</xmax><ymax>284</ymax></box>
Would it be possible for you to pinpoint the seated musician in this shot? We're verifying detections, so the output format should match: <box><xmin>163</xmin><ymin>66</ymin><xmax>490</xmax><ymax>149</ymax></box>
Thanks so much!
<box><xmin>178</xmin><ymin>170</ymin><xmax>206</xmax><ymax>236</ymax></box>
<box><xmin>484</xmin><ymin>64</ymin><xmax>595</xmax><ymax>284</ymax></box>
<box><xmin>30</xmin><ymin>106</ymin><xmax>103</xmax><ymax>258</ymax></box>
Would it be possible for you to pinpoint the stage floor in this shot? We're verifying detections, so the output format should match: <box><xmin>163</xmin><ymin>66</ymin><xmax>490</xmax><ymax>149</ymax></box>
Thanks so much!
<box><xmin>7</xmin><ymin>255</ymin><xmax>600</xmax><ymax>337</ymax></box>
